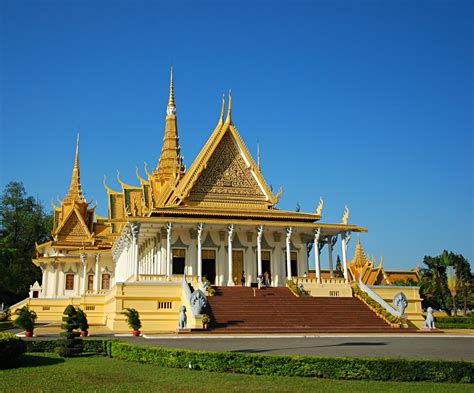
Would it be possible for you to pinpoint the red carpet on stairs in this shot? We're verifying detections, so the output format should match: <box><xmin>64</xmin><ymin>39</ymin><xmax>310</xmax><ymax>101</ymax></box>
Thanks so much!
<box><xmin>203</xmin><ymin>286</ymin><xmax>401</xmax><ymax>333</ymax></box>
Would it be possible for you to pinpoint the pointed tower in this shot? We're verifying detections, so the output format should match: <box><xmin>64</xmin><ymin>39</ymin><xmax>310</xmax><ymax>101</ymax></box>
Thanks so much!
<box><xmin>153</xmin><ymin>68</ymin><xmax>186</xmax><ymax>186</ymax></box>
<box><xmin>52</xmin><ymin>134</ymin><xmax>95</xmax><ymax>243</ymax></box>
<box><xmin>64</xmin><ymin>134</ymin><xmax>85</xmax><ymax>204</ymax></box>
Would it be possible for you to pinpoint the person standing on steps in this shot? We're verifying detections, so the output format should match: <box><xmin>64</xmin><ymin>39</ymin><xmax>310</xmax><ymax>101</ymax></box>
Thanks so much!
<box><xmin>241</xmin><ymin>270</ymin><xmax>246</xmax><ymax>287</ymax></box>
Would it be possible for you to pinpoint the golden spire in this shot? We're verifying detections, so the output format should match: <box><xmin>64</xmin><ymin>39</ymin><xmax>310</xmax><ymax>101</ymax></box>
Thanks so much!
<box><xmin>350</xmin><ymin>238</ymin><xmax>369</xmax><ymax>269</ymax></box>
<box><xmin>166</xmin><ymin>67</ymin><xmax>176</xmax><ymax>116</ymax></box>
<box><xmin>224</xmin><ymin>90</ymin><xmax>232</xmax><ymax>124</ymax></box>
<box><xmin>216</xmin><ymin>94</ymin><xmax>225</xmax><ymax>127</ymax></box>
<box><xmin>154</xmin><ymin>68</ymin><xmax>185</xmax><ymax>184</ymax></box>
<box><xmin>64</xmin><ymin>133</ymin><xmax>85</xmax><ymax>204</ymax></box>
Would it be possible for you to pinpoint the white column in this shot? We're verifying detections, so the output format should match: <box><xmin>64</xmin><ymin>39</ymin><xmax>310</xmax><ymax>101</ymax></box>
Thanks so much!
<box><xmin>286</xmin><ymin>227</ymin><xmax>292</xmax><ymax>280</ymax></box>
<box><xmin>341</xmin><ymin>231</ymin><xmax>351</xmax><ymax>283</ymax></box>
<box><xmin>197</xmin><ymin>223</ymin><xmax>204</xmax><ymax>280</ymax></box>
<box><xmin>131</xmin><ymin>223</ymin><xmax>140</xmax><ymax>280</ymax></box>
<box><xmin>314</xmin><ymin>228</ymin><xmax>321</xmax><ymax>283</ymax></box>
<box><xmin>52</xmin><ymin>263</ymin><xmax>59</xmax><ymax>297</ymax></box>
<box><xmin>166</xmin><ymin>222</ymin><xmax>172</xmax><ymax>279</ymax></box>
<box><xmin>257</xmin><ymin>225</ymin><xmax>263</xmax><ymax>278</ymax></box>
<box><xmin>328</xmin><ymin>236</ymin><xmax>334</xmax><ymax>278</ymax></box>
<box><xmin>80</xmin><ymin>253</ymin><xmax>87</xmax><ymax>295</ymax></box>
<box><xmin>94</xmin><ymin>254</ymin><xmax>100</xmax><ymax>292</ymax></box>
<box><xmin>40</xmin><ymin>263</ymin><xmax>48</xmax><ymax>297</ymax></box>
<box><xmin>227</xmin><ymin>224</ymin><xmax>235</xmax><ymax>286</ymax></box>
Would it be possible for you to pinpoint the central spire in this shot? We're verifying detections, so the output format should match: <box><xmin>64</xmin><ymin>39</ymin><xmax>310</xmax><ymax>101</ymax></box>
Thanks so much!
<box><xmin>166</xmin><ymin>67</ymin><xmax>176</xmax><ymax>116</ymax></box>
<box><xmin>154</xmin><ymin>68</ymin><xmax>185</xmax><ymax>185</ymax></box>
<box><xmin>65</xmin><ymin>133</ymin><xmax>85</xmax><ymax>204</ymax></box>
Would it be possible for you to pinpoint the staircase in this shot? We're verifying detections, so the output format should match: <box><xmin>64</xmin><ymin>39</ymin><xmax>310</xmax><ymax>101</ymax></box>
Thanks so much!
<box><xmin>204</xmin><ymin>286</ymin><xmax>401</xmax><ymax>333</ymax></box>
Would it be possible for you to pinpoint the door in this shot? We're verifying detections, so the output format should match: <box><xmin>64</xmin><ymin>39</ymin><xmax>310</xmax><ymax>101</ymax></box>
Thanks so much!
<box><xmin>232</xmin><ymin>250</ymin><xmax>244</xmax><ymax>285</ymax></box>
<box><xmin>172</xmin><ymin>248</ymin><xmax>185</xmax><ymax>275</ymax></box>
<box><xmin>202</xmin><ymin>249</ymin><xmax>216</xmax><ymax>284</ymax></box>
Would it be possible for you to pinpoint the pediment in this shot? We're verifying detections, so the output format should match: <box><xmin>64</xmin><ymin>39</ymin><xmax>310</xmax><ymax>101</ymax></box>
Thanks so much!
<box><xmin>56</xmin><ymin>208</ymin><xmax>91</xmax><ymax>242</ymax></box>
<box><xmin>187</xmin><ymin>132</ymin><xmax>267</xmax><ymax>206</ymax></box>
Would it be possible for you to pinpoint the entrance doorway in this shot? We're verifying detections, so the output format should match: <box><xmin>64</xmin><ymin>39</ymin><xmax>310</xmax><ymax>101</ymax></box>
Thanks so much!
<box><xmin>202</xmin><ymin>249</ymin><xmax>216</xmax><ymax>284</ymax></box>
<box><xmin>172</xmin><ymin>248</ymin><xmax>185</xmax><ymax>275</ymax></box>
<box><xmin>261</xmin><ymin>251</ymin><xmax>271</xmax><ymax>276</ymax></box>
<box><xmin>285</xmin><ymin>251</ymin><xmax>298</xmax><ymax>277</ymax></box>
<box><xmin>232</xmin><ymin>250</ymin><xmax>244</xmax><ymax>285</ymax></box>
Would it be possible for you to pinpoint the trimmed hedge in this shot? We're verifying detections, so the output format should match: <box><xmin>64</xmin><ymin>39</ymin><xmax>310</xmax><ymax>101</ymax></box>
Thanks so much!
<box><xmin>0</xmin><ymin>333</ymin><xmax>26</xmax><ymax>367</ymax></box>
<box><xmin>25</xmin><ymin>339</ymin><xmax>111</xmax><ymax>355</ymax></box>
<box><xmin>20</xmin><ymin>339</ymin><xmax>474</xmax><ymax>383</ymax></box>
<box><xmin>108</xmin><ymin>341</ymin><xmax>474</xmax><ymax>383</ymax></box>
<box><xmin>0</xmin><ymin>321</ymin><xmax>14</xmax><ymax>331</ymax></box>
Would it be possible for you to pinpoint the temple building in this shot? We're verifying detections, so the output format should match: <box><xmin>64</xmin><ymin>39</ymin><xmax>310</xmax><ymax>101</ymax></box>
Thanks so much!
<box><xmin>13</xmin><ymin>71</ymin><xmax>423</xmax><ymax>331</ymax></box>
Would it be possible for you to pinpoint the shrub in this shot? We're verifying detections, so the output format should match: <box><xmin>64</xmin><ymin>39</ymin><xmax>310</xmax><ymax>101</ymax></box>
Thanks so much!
<box><xmin>286</xmin><ymin>280</ymin><xmax>302</xmax><ymax>296</ymax></box>
<box><xmin>56</xmin><ymin>305</ymin><xmax>83</xmax><ymax>357</ymax></box>
<box><xmin>108</xmin><ymin>341</ymin><xmax>474</xmax><ymax>383</ymax></box>
<box><xmin>0</xmin><ymin>308</ymin><xmax>11</xmax><ymax>322</ymax></box>
<box><xmin>24</xmin><ymin>338</ymin><xmax>112</xmax><ymax>354</ymax></box>
<box><xmin>14</xmin><ymin>306</ymin><xmax>37</xmax><ymax>333</ymax></box>
<box><xmin>76</xmin><ymin>308</ymin><xmax>89</xmax><ymax>331</ymax></box>
<box><xmin>121</xmin><ymin>308</ymin><xmax>141</xmax><ymax>331</ymax></box>
<box><xmin>0</xmin><ymin>332</ymin><xmax>26</xmax><ymax>367</ymax></box>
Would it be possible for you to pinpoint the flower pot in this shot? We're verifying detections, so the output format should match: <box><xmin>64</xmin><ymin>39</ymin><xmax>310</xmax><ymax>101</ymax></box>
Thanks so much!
<box><xmin>132</xmin><ymin>330</ymin><xmax>141</xmax><ymax>337</ymax></box>
<box><xmin>80</xmin><ymin>330</ymin><xmax>89</xmax><ymax>337</ymax></box>
<box><xmin>25</xmin><ymin>330</ymin><xmax>34</xmax><ymax>337</ymax></box>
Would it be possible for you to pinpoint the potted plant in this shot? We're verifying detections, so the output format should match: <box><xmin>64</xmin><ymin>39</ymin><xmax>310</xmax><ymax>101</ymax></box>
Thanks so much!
<box><xmin>14</xmin><ymin>306</ymin><xmax>37</xmax><ymax>337</ymax></box>
<box><xmin>121</xmin><ymin>308</ymin><xmax>142</xmax><ymax>336</ymax></box>
<box><xmin>76</xmin><ymin>308</ymin><xmax>89</xmax><ymax>337</ymax></box>
<box><xmin>201</xmin><ymin>314</ymin><xmax>210</xmax><ymax>329</ymax></box>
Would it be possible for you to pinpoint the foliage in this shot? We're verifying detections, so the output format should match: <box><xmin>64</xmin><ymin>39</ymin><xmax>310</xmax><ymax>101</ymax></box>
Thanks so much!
<box><xmin>0</xmin><ymin>321</ymin><xmax>14</xmax><ymax>331</ymax></box>
<box><xmin>56</xmin><ymin>305</ymin><xmax>82</xmax><ymax>357</ymax></box>
<box><xmin>0</xmin><ymin>182</ymin><xmax>52</xmax><ymax>306</ymax></box>
<box><xmin>335</xmin><ymin>255</ymin><xmax>344</xmax><ymax>278</ymax></box>
<box><xmin>0</xmin><ymin>332</ymin><xmax>25</xmax><ymax>367</ymax></box>
<box><xmin>434</xmin><ymin>315</ymin><xmax>474</xmax><ymax>329</ymax></box>
<box><xmin>14</xmin><ymin>305</ymin><xmax>37</xmax><ymax>332</ymax></box>
<box><xmin>3</xmin><ymin>353</ymin><xmax>472</xmax><ymax>393</ymax></box>
<box><xmin>201</xmin><ymin>314</ymin><xmax>210</xmax><ymax>325</ymax></box>
<box><xmin>76</xmin><ymin>308</ymin><xmax>89</xmax><ymax>331</ymax></box>
<box><xmin>11</xmin><ymin>339</ymin><xmax>474</xmax><ymax>383</ymax></box>
<box><xmin>352</xmin><ymin>284</ymin><xmax>403</xmax><ymax>324</ymax></box>
<box><xmin>108</xmin><ymin>341</ymin><xmax>473</xmax><ymax>383</ymax></box>
<box><xmin>24</xmin><ymin>338</ymin><xmax>113</xmax><ymax>354</ymax></box>
<box><xmin>419</xmin><ymin>251</ymin><xmax>472</xmax><ymax>316</ymax></box>
<box><xmin>392</xmin><ymin>278</ymin><xmax>418</xmax><ymax>286</ymax></box>
<box><xmin>286</xmin><ymin>279</ymin><xmax>302</xmax><ymax>296</ymax></box>
<box><xmin>0</xmin><ymin>308</ymin><xmax>11</xmax><ymax>322</ymax></box>
<box><xmin>121</xmin><ymin>308</ymin><xmax>141</xmax><ymax>331</ymax></box>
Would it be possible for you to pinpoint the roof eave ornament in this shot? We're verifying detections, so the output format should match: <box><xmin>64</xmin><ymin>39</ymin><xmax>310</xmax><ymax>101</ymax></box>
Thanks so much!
<box><xmin>224</xmin><ymin>90</ymin><xmax>232</xmax><ymax>125</ymax></box>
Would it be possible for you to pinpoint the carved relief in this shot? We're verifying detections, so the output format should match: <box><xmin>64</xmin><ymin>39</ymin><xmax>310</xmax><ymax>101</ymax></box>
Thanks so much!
<box><xmin>189</xmin><ymin>133</ymin><xmax>266</xmax><ymax>203</ymax></box>
<box><xmin>58</xmin><ymin>212</ymin><xmax>87</xmax><ymax>239</ymax></box>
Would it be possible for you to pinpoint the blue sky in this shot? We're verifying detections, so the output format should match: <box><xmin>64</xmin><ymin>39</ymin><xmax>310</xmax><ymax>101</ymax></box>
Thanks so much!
<box><xmin>1</xmin><ymin>0</ymin><xmax>472</xmax><ymax>269</ymax></box>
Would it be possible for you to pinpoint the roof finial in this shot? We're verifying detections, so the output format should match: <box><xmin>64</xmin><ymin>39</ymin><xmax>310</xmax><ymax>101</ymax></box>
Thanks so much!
<box><xmin>225</xmin><ymin>89</ymin><xmax>232</xmax><ymax>124</ymax></box>
<box><xmin>65</xmin><ymin>133</ymin><xmax>85</xmax><ymax>203</ymax></box>
<box><xmin>167</xmin><ymin>66</ymin><xmax>176</xmax><ymax>116</ymax></box>
<box><xmin>257</xmin><ymin>142</ymin><xmax>260</xmax><ymax>170</ymax></box>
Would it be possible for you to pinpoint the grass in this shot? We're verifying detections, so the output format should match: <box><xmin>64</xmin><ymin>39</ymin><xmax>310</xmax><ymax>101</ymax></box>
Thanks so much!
<box><xmin>0</xmin><ymin>353</ymin><xmax>472</xmax><ymax>393</ymax></box>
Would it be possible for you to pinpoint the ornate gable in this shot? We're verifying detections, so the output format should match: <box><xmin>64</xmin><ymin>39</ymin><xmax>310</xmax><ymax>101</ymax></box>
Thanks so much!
<box><xmin>188</xmin><ymin>132</ymin><xmax>267</xmax><ymax>206</ymax></box>
<box><xmin>56</xmin><ymin>208</ymin><xmax>91</xmax><ymax>242</ymax></box>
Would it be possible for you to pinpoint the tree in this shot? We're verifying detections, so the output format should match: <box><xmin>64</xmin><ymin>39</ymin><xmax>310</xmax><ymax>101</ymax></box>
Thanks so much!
<box><xmin>0</xmin><ymin>182</ymin><xmax>52</xmax><ymax>306</ymax></box>
<box><xmin>56</xmin><ymin>305</ymin><xmax>83</xmax><ymax>357</ymax></box>
<box><xmin>419</xmin><ymin>250</ymin><xmax>472</xmax><ymax>316</ymax></box>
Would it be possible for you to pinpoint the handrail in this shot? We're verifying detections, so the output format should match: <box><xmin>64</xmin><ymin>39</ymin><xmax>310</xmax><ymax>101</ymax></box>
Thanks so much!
<box><xmin>358</xmin><ymin>279</ymin><xmax>400</xmax><ymax>317</ymax></box>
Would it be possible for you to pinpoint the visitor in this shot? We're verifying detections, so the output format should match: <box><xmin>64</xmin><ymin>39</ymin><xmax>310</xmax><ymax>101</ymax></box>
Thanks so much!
<box><xmin>303</xmin><ymin>272</ymin><xmax>307</xmax><ymax>278</ymax></box>
<box><xmin>264</xmin><ymin>271</ymin><xmax>270</xmax><ymax>287</ymax></box>
<box><xmin>241</xmin><ymin>270</ymin><xmax>246</xmax><ymax>287</ymax></box>
<box><xmin>257</xmin><ymin>274</ymin><xmax>263</xmax><ymax>289</ymax></box>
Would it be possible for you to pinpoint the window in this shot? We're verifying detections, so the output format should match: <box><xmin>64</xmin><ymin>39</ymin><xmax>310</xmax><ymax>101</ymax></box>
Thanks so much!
<box><xmin>87</xmin><ymin>274</ymin><xmax>94</xmax><ymax>291</ymax></box>
<box><xmin>101</xmin><ymin>273</ymin><xmax>110</xmax><ymax>290</ymax></box>
<box><xmin>65</xmin><ymin>274</ymin><xmax>74</xmax><ymax>290</ymax></box>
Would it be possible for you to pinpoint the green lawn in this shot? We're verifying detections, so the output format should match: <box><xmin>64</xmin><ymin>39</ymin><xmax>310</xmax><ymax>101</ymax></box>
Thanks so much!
<box><xmin>0</xmin><ymin>353</ymin><xmax>471</xmax><ymax>393</ymax></box>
